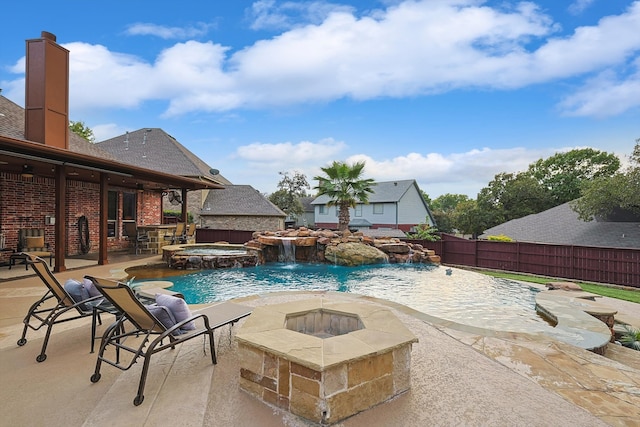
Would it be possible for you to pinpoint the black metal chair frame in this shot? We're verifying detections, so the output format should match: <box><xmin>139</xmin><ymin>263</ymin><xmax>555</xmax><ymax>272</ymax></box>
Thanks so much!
<box><xmin>16</xmin><ymin>254</ymin><xmax>112</xmax><ymax>362</ymax></box>
<box><xmin>86</xmin><ymin>276</ymin><xmax>251</xmax><ymax>406</ymax></box>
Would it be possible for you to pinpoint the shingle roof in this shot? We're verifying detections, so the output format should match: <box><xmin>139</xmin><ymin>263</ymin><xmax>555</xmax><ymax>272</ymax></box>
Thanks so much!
<box><xmin>0</xmin><ymin>95</ymin><xmax>119</xmax><ymax>160</ymax></box>
<box><xmin>96</xmin><ymin>128</ymin><xmax>231</xmax><ymax>185</ymax></box>
<box><xmin>480</xmin><ymin>202</ymin><xmax>640</xmax><ymax>249</ymax></box>
<box><xmin>311</xmin><ymin>179</ymin><xmax>416</xmax><ymax>204</ymax></box>
<box><xmin>200</xmin><ymin>185</ymin><xmax>285</xmax><ymax>217</ymax></box>
<box><xmin>299</xmin><ymin>196</ymin><xmax>315</xmax><ymax>212</ymax></box>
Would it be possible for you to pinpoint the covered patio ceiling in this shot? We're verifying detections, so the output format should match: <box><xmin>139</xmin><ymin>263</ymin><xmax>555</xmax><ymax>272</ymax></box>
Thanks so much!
<box><xmin>0</xmin><ymin>137</ymin><xmax>222</xmax><ymax>192</ymax></box>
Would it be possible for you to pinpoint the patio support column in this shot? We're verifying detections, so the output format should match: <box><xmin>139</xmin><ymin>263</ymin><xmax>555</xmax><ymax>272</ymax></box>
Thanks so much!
<box><xmin>54</xmin><ymin>165</ymin><xmax>66</xmax><ymax>272</ymax></box>
<box><xmin>181</xmin><ymin>188</ymin><xmax>188</xmax><ymax>222</ymax></box>
<box><xmin>98</xmin><ymin>174</ymin><xmax>109</xmax><ymax>265</ymax></box>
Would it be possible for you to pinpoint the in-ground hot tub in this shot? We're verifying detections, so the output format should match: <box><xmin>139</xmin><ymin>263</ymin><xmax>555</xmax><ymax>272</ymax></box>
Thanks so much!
<box><xmin>236</xmin><ymin>298</ymin><xmax>418</xmax><ymax>425</ymax></box>
<box><xmin>162</xmin><ymin>243</ymin><xmax>261</xmax><ymax>269</ymax></box>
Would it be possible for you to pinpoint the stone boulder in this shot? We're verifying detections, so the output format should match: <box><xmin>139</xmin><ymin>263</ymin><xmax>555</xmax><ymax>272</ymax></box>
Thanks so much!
<box><xmin>546</xmin><ymin>281</ymin><xmax>582</xmax><ymax>291</ymax></box>
<box><xmin>325</xmin><ymin>242</ymin><xmax>389</xmax><ymax>266</ymax></box>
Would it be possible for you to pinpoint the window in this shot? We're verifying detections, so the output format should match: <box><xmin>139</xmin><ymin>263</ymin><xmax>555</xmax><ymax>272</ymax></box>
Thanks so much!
<box><xmin>373</xmin><ymin>204</ymin><xmax>384</xmax><ymax>214</ymax></box>
<box><xmin>354</xmin><ymin>204</ymin><xmax>362</xmax><ymax>217</ymax></box>
<box><xmin>122</xmin><ymin>192</ymin><xmax>137</xmax><ymax>221</ymax></box>
<box><xmin>107</xmin><ymin>191</ymin><xmax>118</xmax><ymax>237</ymax></box>
<box><xmin>319</xmin><ymin>205</ymin><xmax>326</xmax><ymax>214</ymax></box>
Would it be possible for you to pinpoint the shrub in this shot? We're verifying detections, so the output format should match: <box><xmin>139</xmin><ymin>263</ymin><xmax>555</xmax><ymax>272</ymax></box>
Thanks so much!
<box><xmin>406</xmin><ymin>223</ymin><xmax>441</xmax><ymax>241</ymax></box>
<box><xmin>487</xmin><ymin>234</ymin><xmax>514</xmax><ymax>242</ymax></box>
<box><xmin>620</xmin><ymin>325</ymin><xmax>640</xmax><ymax>351</ymax></box>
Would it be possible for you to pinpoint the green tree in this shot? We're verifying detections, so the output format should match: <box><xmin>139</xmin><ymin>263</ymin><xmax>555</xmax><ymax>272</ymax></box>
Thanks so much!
<box><xmin>527</xmin><ymin>148</ymin><xmax>620</xmax><ymax>205</ymax></box>
<box><xmin>69</xmin><ymin>120</ymin><xmax>95</xmax><ymax>143</ymax></box>
<box><xmin>571</xmin><ymin>141</ymin><xmax>640</xmax><ymax>220</ymax></box>
<box><xmin>476</xmin><ymin>172</ymin><xmax>553</xmax><ymax>228</ymax></box>
<box><xmin>453</xmin><ymin>199</ymin><xmax>491</xmax><ymax>238</ymax></box>
<box><xmin>429</xmin><ymin>193</ymin><xmax>470</xmax><ymax>233</ymax></box>
<box><xmin>313</xmin><ymin>161</ymin><xmax>376</xmax><ymax>231</ymax></box>
<box><xmin>268</xmin><ymin>171</ymin><xmax>310</xmax><ymax>218</ymax></box>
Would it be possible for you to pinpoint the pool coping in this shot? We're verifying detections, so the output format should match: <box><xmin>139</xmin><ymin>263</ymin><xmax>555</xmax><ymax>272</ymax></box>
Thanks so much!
<box><xmin>535</xmin><ymin>290</ymin><xmax>614</xmax><ymax>353</ymax></box>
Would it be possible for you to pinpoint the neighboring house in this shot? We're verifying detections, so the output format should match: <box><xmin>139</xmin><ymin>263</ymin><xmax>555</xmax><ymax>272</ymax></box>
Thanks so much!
<box><xmin>289</xmin><ymin>196</ymin><xmax>315</xmax><ymax>229</ymax></box>
<box><xmin>200</xmin><ymin>185</ymin><xmax>286</xmax><ymax>231</ymax></box>
<box><xmin>480</xmin><ymin>202</ymin><xmax>640</xmax><ymax>249</ymax></box>
<box><xmin>97</xmin><ymin>129</ymin><xmax>232</xmax><ymax>225</ymax></box>
<box><xmin>0</xmin><ymin>31</ymin><xmax>218</xmax><ymax>270</ymax></box>
<box><xmin>311</xmin><ymin>179</ymin><xmax>435</xmax><ymax>232</ymax></box>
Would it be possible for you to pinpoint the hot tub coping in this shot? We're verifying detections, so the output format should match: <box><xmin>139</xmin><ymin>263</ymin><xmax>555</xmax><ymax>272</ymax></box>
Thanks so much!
<box><xmin>236</xmin><ymin>298</ymin><xmax>418</xmax><ymax>371</ymax></box>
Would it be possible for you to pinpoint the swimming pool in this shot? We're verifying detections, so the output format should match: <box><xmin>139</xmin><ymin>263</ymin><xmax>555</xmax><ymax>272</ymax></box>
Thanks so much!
<box><xmin>135</xmin><ymin>262</ymin><xmax>575</xmax><ymax>338</ymax></box>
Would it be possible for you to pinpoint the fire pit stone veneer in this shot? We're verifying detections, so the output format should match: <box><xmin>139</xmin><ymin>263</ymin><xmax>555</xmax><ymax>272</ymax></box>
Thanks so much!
<box><xmin>235</xmin><ymin>298</ymin><xmax>418</xmax><ymax>425</ymax></box>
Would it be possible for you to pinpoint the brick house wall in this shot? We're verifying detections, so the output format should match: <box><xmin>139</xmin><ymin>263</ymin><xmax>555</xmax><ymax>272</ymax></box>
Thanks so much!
<box><xmin>0</xmin><ymin>172</ymin><xmax>163</xmax><ymax>259</ymax></box>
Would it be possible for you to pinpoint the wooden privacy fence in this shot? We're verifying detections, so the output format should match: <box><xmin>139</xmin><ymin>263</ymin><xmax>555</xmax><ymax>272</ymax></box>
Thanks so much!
<box><xmin>196</xmin><ymin>228</ymin><xmax>255</xmax><ymax>245</ymax></box>
<box><xmin>406</xmin><ymin>234</ymin><xmax>640</xmax><ymax>288</ymax></box>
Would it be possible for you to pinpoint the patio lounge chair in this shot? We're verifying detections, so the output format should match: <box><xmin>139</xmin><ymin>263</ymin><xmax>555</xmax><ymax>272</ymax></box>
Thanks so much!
<box><xmin>16</xmin><ymin>254</ymin><xmax>112</xmax><ymax>362</ymax></box>
<box><xmin>10</xmin><ymin>228</ymin><xmax>53</xmax><ymax>269</ymax></box>
<box><xmin>85</xmin><ymin>276</ymin><xmax>252</xmax><ymax>406</ymax></box>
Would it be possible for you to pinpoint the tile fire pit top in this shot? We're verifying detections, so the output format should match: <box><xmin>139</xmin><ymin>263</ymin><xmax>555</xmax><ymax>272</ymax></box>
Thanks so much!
<box><xmin>236</xmin><ymin>297</ymin><xmax>418</xmax><ymax>370</ymax></box>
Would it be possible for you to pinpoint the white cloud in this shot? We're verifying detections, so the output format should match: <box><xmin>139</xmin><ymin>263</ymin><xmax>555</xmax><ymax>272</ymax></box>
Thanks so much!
<box><xmin>248</xmin><ymin>0</ymin><xmax>356</xmax><ymax>31</ymax></box>
<box><xmin>224</xmin><ymin>140</ymin><xmax>614</xmax><ymax>198</ymax></box>
<box><xmin>125</xmin><ymin>22</ymin><xmax>214</xmax><ymax>39</ymax></box>
<box><xmin>568</xmin><ymin>0</ymin><xmax>595</xmax><ymax>15</ymax></box>
<box><xmin>4</xmin><ymin>1</ymin><xmax>640</xmax><ymax>118</ymax></box>
<box><xmin>91</xmin><ymin>123</ymin><xmax>128</xmax><ymax>141</ymax></box>
<box><xmin>235</xmin><ymin>137</ymin><xmax>346</xmax><ymax>164</ymax></box>
<box><xmin>344</xmin><ymin>146</ymin><xmax>547</xmax><ymax>196</ymax></box>
<box><xmin>558</xmin><ymin>58</ymin><xmax>640</xmax><ymax>117</ymax></box>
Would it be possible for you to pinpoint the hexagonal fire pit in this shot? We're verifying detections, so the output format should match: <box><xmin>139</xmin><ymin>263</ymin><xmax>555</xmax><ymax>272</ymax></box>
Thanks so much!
<box><xmin>236</xmin><ymin>298</ymin><xmax>418</xmax><ymax>425</ymax></box>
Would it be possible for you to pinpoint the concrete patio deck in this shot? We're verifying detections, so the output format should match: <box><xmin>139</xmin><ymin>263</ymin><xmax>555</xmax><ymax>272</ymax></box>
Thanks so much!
<box><xmin>1</xmin><ymin>256</ymin><xmax>639</xmax><ymax>426</ymax></box>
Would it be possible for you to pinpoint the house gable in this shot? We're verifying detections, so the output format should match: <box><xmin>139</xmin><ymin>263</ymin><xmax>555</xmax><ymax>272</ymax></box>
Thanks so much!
<box><xmin>311</xmin><ymin>179</ymin><xmax>434</xmax><ymax>231</ymax></box>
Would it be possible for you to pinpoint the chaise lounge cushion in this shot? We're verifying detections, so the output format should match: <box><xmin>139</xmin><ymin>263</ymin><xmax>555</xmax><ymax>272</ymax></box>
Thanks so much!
<box><xmin>82</xmin><ymin>278</ymin><xmax>102</xmax><ymax>298</ymax></box>
<box><xmin>145</xmin><ymin>304</ymin><xmax>181</xmax><ymax>333</ymax></box>
<box><xmin>64</xmin><ymin>279</ymin><xmax>91</xmax><ymax>309</ymax></box>
<box><xmin>156</xmin><ymin>294</ymin><xmax>196</xmax><ymax>330</ymax></box>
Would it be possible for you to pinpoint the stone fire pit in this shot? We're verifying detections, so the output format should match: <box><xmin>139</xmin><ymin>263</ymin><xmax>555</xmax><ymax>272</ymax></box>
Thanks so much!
<box><xmin>236</xmin><ymin>298</ymin><xmax>418</xmax><ymax>425</ymax></box>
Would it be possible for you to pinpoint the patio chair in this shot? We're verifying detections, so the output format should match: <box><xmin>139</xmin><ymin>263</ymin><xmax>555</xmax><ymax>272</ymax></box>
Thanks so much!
<box><xmin>163</xmin><ymin>222</ymin><xmax>185</xmax><ymax>245</ymax></box>
<box><xmin>178</xmin><ymin>223</ymin><xmax>196</xmax><ymax>244</ymax></box>
<box><xmin>16</xmin><ymin>254</ymin><xmax>113</xmax><ymax>362</ymax></box>
<box><xmin>10</xmin><ymin>228</ymin><xmax>53</xmax><ymax>269</ymax></box>
<box><xmin>86</xmin><ymin>276</ymin><xmax>252</xmax><ymax>406</ymax></box>
<box><xmin>123</xmin><ymin>222</ymin><xmax>149</xmax><ymax>254</ymax></box>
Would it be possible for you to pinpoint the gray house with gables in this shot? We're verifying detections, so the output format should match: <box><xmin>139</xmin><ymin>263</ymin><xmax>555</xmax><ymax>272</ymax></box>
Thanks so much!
<box><xmin>311</xmin><ymin>179</ymin><xmax>435</xmax><ymax>233</ymax></box>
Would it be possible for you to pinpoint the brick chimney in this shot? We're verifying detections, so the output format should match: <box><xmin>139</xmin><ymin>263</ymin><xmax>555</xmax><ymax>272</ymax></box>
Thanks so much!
<box><xmin>25</xmin><ymin>31</ymin><xmax>69</xmax><ymax>149</ymax></box>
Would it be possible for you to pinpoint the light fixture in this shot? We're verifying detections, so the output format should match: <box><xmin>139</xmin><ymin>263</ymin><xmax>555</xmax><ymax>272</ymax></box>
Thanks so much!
<box><xmin>21</xmin><ymin>165</ymin><xmax>34</xmax><ymax>179</ymax></box>
<box><xmin>68</xmin><ymin>170</ymin><xmax>79</xmax><ymax>176</ymax></box>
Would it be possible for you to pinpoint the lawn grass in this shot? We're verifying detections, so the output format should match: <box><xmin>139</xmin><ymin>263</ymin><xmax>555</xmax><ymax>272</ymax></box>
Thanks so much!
<box><xmin>478</xmin><ymin>271</ymin><xmax>640</xmax><ymax>304</ymax></box>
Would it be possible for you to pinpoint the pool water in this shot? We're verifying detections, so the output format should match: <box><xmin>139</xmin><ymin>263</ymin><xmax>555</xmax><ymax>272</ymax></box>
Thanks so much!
<box><xmin>176</xmin><ymin>248</ymin><xmax>249</xmax><ymax>256</ymax></box>
<box><xmin>137</xmin><ymin>263</ymin><xmax>568</xmax><ymax>336</ymax></box>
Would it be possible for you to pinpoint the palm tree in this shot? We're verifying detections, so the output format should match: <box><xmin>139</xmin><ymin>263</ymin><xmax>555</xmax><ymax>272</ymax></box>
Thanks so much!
<box><xmin>313</xmin><ymin>161</ymin><xmax>376</xmax><ymax>231</ymax></box>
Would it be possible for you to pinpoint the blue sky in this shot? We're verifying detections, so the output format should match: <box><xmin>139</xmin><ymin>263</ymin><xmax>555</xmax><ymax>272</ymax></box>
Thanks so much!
<box><xmin>1</xmin><ymin>1</ymin><xmax>639</xmax><ymax>198</ymax></box>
